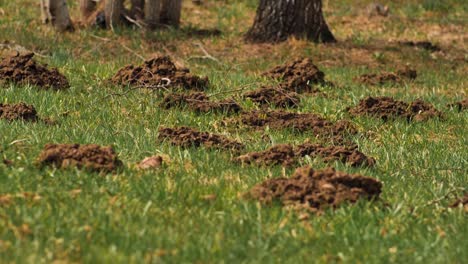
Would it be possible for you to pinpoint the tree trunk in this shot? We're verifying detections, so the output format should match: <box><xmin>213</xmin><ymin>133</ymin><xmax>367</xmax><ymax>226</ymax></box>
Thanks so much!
<box><xmin>245</xmin><ymin>0</ymin><xmax>335</xmax><ymax>43</ymax></box>
<box><xmin>105</xmin><ymin>0</ymin><xmax>125</xmax><ymax>29</ymax></box>
<box><xmin>131</xmin><ymin>0</ymin><xmax>145</xmax><ymax>20</ymax></box>
<box><xmin>80</xmin><ymin>0</ymin><xmax>96</xmax><ymax>19</ymax></box>
<box><xmin>160</xmin><ymin>0</ymin><xmax>182</xmax><ymax>28</ymax></box>
<box><xmin>41</xmin><ymin>0</ymin><xmax>74</xmax><ymax>32</ymax></box>
<box><xmin>144</xmin><ymin>0</ymin><xmax>161</xmax><ymax>29</ymax></box>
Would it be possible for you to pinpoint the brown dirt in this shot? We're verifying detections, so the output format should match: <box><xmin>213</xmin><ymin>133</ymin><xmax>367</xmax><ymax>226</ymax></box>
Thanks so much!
<box><xmin>110</xmin><ymin>56</ymin><xmax>209</xmax><ymax>90</ymax></box>
<box><xmin>449</xmin><ymin>194</ymin><xmax>468</xmax><ymax>212</ymax></box>
<box><xmin>158</xmin><ymin>126</ymin><xmax>244</xmax><ymax>151</ymax></box>
<box><xmin>161</xmin><ymin>91</ymin><xmax>241</xmax><ymax>113</ymax></box>
<box><xmin>263</xmin><ymin>58</ymin><xmax>325</xmax><ymax>93</ymax></box>
<box><xmin>356</xmin><ymin>66</ymin><xmax>417</xmax><ymax>85</ymax></box>
<box><xmin>239</xmin><ymin>110</ymin><xmax>356</xmax><ymax>142</ymax></box>
<box><xmin>138</xmin><ymin>156</ymin><xmax>164</xmax><ymax>170</ymax></box>
<box><xmin>348</xmin><ymin>96</ymin><xmax>443</xmax><ymax>121</ymax></box>
<box><xmin>0</xmin><ymin>52</ymin><xmax>70</xmax><ymax>90</ymax></box>
<box><xmin>399</xmin><ymin>41</ymin><xmax>441</xmax><ymax>52</ymax></box>
<box><xmin>0</xmin><ymin>102</ymin><xmax>39</xmax><ymax>122</ymax></box>
<box><xmin>243</xmin><ymin>87</ymin><xmax>300</xmax><ymax>108</ymax></box>
<box><xmin>247</xmin><ymin>166</ymin><xmax>382</xmax><ymax>212</ymax></box>
<box><xmin>448</xmin><ymin>98</ymin><xmax>468</xmax><ymax>112</ymax></box>
<box><xmin>36</xmin><ymin>144</ymin><xmax>122</xmax><ymax>173</ymax></box>
<box><xmin>235</xmin><ymin>143</ymin><xmax>374</xmax><ymax>167</ymax></box>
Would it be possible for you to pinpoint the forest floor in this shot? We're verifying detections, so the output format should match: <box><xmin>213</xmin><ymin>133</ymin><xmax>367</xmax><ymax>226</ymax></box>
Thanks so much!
<box><xmin>0</xmin><ymin>0</ymin><xmax>467</xmax><ymax>263</ymax></box>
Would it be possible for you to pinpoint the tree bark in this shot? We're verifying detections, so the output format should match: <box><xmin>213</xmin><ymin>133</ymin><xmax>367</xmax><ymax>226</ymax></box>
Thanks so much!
<box><xmin>160</xmin><ymin>0</ymin><xmax>182</xmax><ymax>28</ymax></box>
<box><xmin>131</xmin><ymin>0</ymin><xmax>145</xmax><ymax>20</ymax></box>
<box><xmin>80</xmin><ymin>0</ymin><xmax>97</xmax><ymax>19</ymax></box>
<box><xmin>41</xmin><ymin>0</ymin><xmax>74</xmax><ymax>32</ymax></box>
<box><xmin>245</xmin><ymin>0</ymin><xmax>335</xmax><ymax>43</ymax></box>
<box><xmin>144</xmin><ymin>0</ymin><xmax>161</xmax><ymax>29</ymax></box>
<box><xmin>105</xmin><ymin>0</ymin><xmax>125</xmax><ymax>29</ymax></box>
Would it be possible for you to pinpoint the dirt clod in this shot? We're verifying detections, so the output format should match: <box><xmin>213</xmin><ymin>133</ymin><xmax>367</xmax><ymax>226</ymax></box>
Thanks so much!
<box><xmin>111</xmin><ymin>56</ymin><xmax>209</xmax><ymax>90</ymax></box>
<box><xmin>356</xmin><ymin>66</ymin><xmax>417</xmax><ymax>85</ymax></box>
<box><xmin>348</xmin><ymin>96</ymin><xmax>443</xmax><ymax>121</ymax></box>
<box><xmin>235</xmin><ymin>143</ymin><xmax>374</xmax><ymax>167</ymax></box>
<box><xmin>263</xmin><ymin>58</ymin><xmax>325</xmax><ymax>93</ymax></box>
<box><xmin>0</xmin><ymin>52</ymin><xmax>69</xmax><ymax>90</ymax></box>
<box><xmin>37</xmin><ymin>144</ymin><xmax>122</xmax><ymax>173</ymax></box>
<box><xmin>447</xmin><ymin>98</ymin><xmax>468</xmax><ymax>112</ymax></box>
<box><xmin>243</xmin><ymin>87</ymin><xmax>300</xmax><ymax>108</ymax></box>
<box><xmin>138</xmin><ymin>156</ymin><xmax>164</xmax><ymax>170</ymax></box>
<box><xmin>158</xmin><ymin>126</ymin><xmax>244</xmax><ymax>151</ymax></box>
<box><xmin>161</xmin><ymin>92</ymin><xmax>241</xmax><ymax>113</ymax></box>
<box><xmin>247</xmin><ymin>166</ymin><xmax>382</xmax><ymax>212</ymax></box>
<box><xmin>0</xmin><ymin>102</ymin><xmax>39</xmax><ymax>122</ymax></box>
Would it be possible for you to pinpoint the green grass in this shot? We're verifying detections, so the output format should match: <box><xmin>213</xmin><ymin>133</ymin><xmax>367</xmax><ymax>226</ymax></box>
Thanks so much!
<box><xmin>1</xmin><ymin>0</ymin><xmax>467</xmax><ymax>263</ymax></box>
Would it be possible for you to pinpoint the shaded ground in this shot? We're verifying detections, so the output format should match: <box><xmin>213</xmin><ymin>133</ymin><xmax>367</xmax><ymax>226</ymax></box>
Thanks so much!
<box><xmin>235</xmin><ymin>143</ymin><xmax>375</xmax><ymax>167</ymax></box>
<box><xmin>398</xmin><ymin>41</ymin><xmax>441</xmax><ymax>52</ymax></box>
<box><xmin>0</xmin><ymin>102</ymin><xmax>39</xmax><ymax>122</ymax></box>
<box><xmin>161</xmin><ymin>91</ymin><xmax>241</xmax><ymax>113</ymax></box>
<box><xmin>110</xmin><ymin>56</ymin><xmax>209</xmax><ymax>90</ymax></box>
<box><xmin>158</xmin><ymin>126</ymin><xmax>244</xmax><ymax>151</ymax></box>
<box><xmin>0</xmin><ymin>52</ymin><xmax>69</xmax><ymax>90</ymax></box>
<box><xmin>37</xmin><ymin>144</ymin><xmax>122</xmax><ymax>173</ymax></box>
<box><xmin>247</xmin><ymin>166</ymin><xmax>382</xmax><ymax>212</ymax></box>
<box><xmin>243</xmin><ymin>87</ymin><xmax>300</xmax><ymax>108</ymax></box>
<box><xmin>348</xmin><ymin>96</ymin><xmax>443</xmax><ymax>121</ymax></box>
<box><xmin>263</xmin><ymin>58</ymin><xmax>326</xmax><ymax>93</ymax></box>
<box><xmin>355</xmin><ymin>66</ymin><xmax>417</xmax><ymax>85</ymax></box>
<box><xmin>448</xmin><ymin>98</ymin><xmax>468</xmax><ymax>112</ymax></box>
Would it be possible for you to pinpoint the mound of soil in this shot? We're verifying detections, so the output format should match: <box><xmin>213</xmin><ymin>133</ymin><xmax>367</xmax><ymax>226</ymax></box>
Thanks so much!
<box><xmin>243</xmin><ymin>87</ymin><xmax>300</xmax><ymax>108</ymax></box>
<box><xmin>449</xmin><ymin>194</ymin><xmax>468</xmax><ymax>212</ymax></box>
<box><xmin>158</xmin><ymin>126</ymin><xmax>244</xmax><ymax>151</ymax></box>
<box><xmin>263</xmin><ymin>58</ymin><xmax>325</xmax><ymax>93</ymax></box>
<box><xmin>0</xmin><ymin>52</ymin><xmax>69</xmax><ymax>90</ymax></box>
<box><xmin>161</xmin><ymin>92</ymin><xmax>241</xmax><ymax>113</ymax></box>
<box><xmin>247</xmin><ymin>166</ymin><xmax>382</xmax><ymax>212</ymax></box>
<box><xmin>399</xmin><ymin>41</ymin><xmax>441</xmax><ymax>52</ymax></box>
<box><xmin>0</xmin><ymin>102</ymin><xmax>39</xmax><ymax>122</ymax></box>
<box><xmin>348</xmin><ymin>96</ymin><xmax>443</xmax><ymax>121</ymax></box>
<box><xmin>448</xmin><ymin>98</ymin><xmax>468</xmax><ymax>112</ymax></box>
<box><xmin>110</xmin><ymin>56</ymin><xmax>208</xmax><ymax>90</ymax></box>
<box><xmin>37</xmin><ymin>144</ymin><xmax>122</xmax><ymax>173</ymax></box>
<box><xmin>240</xmin><ymin>110</ymin><xmax>356</xmax><ymax>142</ymax></box>
<box><xmin>235</xmin><ymin>143</ymin><xmax>374</xmax><ymax>167</ymax></box>
<box><xmin>356</xmin><ymin>66</ymin><xmax>417</xmax><ymax>85</ymax></box>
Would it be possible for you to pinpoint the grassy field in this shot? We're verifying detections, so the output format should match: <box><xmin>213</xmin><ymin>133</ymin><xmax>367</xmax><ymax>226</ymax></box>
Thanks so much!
<box><xmin>0</xmin><ymin>0</ymin><xmax>467</xmax><ymax>263</ymax></box>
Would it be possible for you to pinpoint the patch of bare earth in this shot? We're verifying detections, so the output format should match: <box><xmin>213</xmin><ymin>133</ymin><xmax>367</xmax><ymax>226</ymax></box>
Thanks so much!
<box><xmin>0</xmin><ymin>52</ymin><xmax>69</xmax><ymax>90</ymax></box>
<box><xmin>243</xmin><ymin>87</ymin><xmax>300</xmax><ymax>108</ymax></box>
<box><xmin>161</xmin><ymin>91</ymin><xmax>241</xmax><ymax>113</ymax></box>
<box><xmin>356</xmin><ymin>66</ymin><xmax>417</xmax><ymax>85</ymax></box>
<box><xmin>398</xmin><ymin>41</ymin><xmax>441</xmax><ymax>52</ymax></box>
<box><xmin>0</xmin><ymin>102</ymin><xmax>39</xmax><ymax>122</ymax></box>
<box><xmin>247</xmin><ymin>166</ymin><xmax>382</xmax><ymax>213</ymax></box>
<box><xmin>37</xmin><ymin>144</ymin><xmax>122</xmax><ymax>173</ymax></box>
<box><xmin>348</xmin><ymin>96</ymin><xmax>443</xmax><ymax>121</ymax></box>
<box><xmin>263</xmin><ymin>58</ymin><xmax>327</xmax><ymax>94</ymax></box>
<box><xmin>110</xmin><ymin>56</ymin><xmax>208</xmax><ymax>90</ymax></box>
<box><xmin>235</xmin><ymin>143</ymin><xmax>374</xmax><ymax>167</ymax></box>
<box><xmin>158</xmin><ymin>126</ymin><xmax>244</xmax><ymax>151</ymax></box>
<box><xmin>448</xmin><ymin>98</ymin><xmax>468</xmax><ymax>112</ymax></box>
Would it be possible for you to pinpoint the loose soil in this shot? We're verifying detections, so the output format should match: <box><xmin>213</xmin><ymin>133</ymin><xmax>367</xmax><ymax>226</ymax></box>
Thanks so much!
<box><xmin>348</xmin><ymin>96</ymin><xmax>443</xmax><ymax>121</ymax></box>
<box><xmin>243</xmin><ymin>87</ymin><xmax>300</xmax><ymax>108</ymax></box>
<box><xmin>235</xmin><ymin>143</ymin><xmax>374</xmax><ymax>167</ymax></box>
<box><xmin>158</xmin><ymin>126</ymin><xmax>244</xmax><ymax>151</ymax></box>
<box><xmin>239</xmin><ymin>110</ymin><xmax>356</xmax><ymax>142</ymax></box>
<box><xmin>138</xmin><ymin>156</ymin><xmax>164</xmax><ymax>170</ymax></box>
<box><xmin>449</xmin><ymin>194</ymin><xmax>468</xmax><ymax>212</ymax></box>
<box><xmin>161</xmin><ymin>92</ymin><xmax>241</xmax><ymax>113</ymax></box>
<box><xmin>263</xmin><ymin>58</ymin><xmax>325</xmax><ymax>93</ymax></box>
<box><xmin>247</xmin><ymin>166</ymin><xmax>382</xmax><ymax>212</ymax></box>
<box><xmin>110</xmin><ymin>56</ymin><xmax>209</xmax><ymax>90</ymax></box>
<box><xmin>399</xmin><ymin>41</ymin><xmax>441</xmax><ymax>52</ymax></box>
<box><xmin>448</xmin><ymin>98</ymin><xmax>468</xmax><ymax>112</ymax></box>
<box><xmin>0</xmin><ymin>52</ymin><xmax>70</xmax><ymax>90</ymax></box>
<box><xmin>37</xmin><ymin>144</ymin><xmax>122</xmax><ymax>173</ymax></box>
<box><xmin>0</xmin><ymin>102</ymin><xmax>39</xmax><ymax>122</ymax></box>
<box><xmin>356</xmin><ymin>66</ymin><xmax>417</xmax><ymax>85</ymax></box>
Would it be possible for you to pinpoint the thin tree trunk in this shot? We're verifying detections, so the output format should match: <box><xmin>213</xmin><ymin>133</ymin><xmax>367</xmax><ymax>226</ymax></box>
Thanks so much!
<box><xmin>105</xmin><ymin>0</ymin><xmax>125</xmax><ymax>29</ymax></box>
<box><xmin>80</xmin><ymin>0</ymin><xmax>97</xmax><ymax>19</ymax></box>
<box><xmin>160</xmin><ymin>0</ymin><xmax>182</xmax><ymax>28</ymax></box>
<box><xmin>144</xmin><ymin>0</ymin><xmax>161</xmax><ymax>29</ymax></box>
<box><xmin>41</xmin><ymin>0</ymin><xmax>74</xmax><ymax>32</ymax></box>
<box><xmin>245</xmin><ymin>0</ymin><xmax>335</xmax><ymax>43</ymax></box>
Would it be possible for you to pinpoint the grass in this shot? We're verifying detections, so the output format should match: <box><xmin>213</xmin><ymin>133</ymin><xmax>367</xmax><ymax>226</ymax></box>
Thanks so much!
<box><xmin>1</xmin><ymin>0</ymin><xmax>467</xmax><ymax>263</ymax></box>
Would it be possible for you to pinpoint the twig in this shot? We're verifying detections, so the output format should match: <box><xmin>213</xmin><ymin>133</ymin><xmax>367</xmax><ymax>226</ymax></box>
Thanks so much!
<box><xmin>124</xmin><ymin>15</ymin><xmax>145</xmax><ymax>29</ymax></box>
<box><xmin>188</xmin><ymin>42</ymin><xmax>220</xmax><ymax>63</ymax></box>
<box><xmin>0</xmin><ymin>43</ymin><xmax>48</xmax><ymax>58</ymax></box>
<box><xmin>120</xmin><ymin>43</ymin><xmax>145</xmax><ymax>61</ymax></box>
<box><xmin>208</xmin><ymin>82</ymin><xmax>262</xmax><ymax>97</ymax></box>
